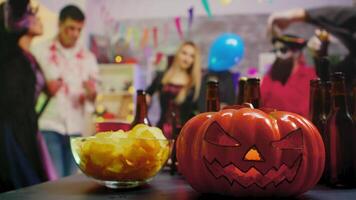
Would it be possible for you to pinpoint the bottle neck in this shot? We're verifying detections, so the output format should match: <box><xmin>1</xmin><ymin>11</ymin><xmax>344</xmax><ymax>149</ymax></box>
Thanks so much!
<box><xmin>244</xmin><ymin>83</ymin><xmax>261</xmax><ymax>108</ymax></box>
<box><xmin>206</xmin><ymin>84</ymin><xmax>220</xmax><ymax>112</ymax></box>
<box><xmin>353</xmin><ymin>86</ymin><xmax>356</xmax><ymax>117</ymax></box>
<box><xmin>330</xmin><ymin>80</ymin><xmax>349</xmax><ymax>113</ymax></box>
<box><xmin>321</xmin><ymin>81</ymin><xmax>332</xmax><ymax>116</ymax></box>
<box><xmin>133</xmin><ymin>93</ymin><xmax>150</xmax><ymax>125</ymax></box>
<box><xmin>237</xmin><ymin>80</ymin><xmax>246</xmax><ymax>104</ymax></box>
<box><xmin>309</xmin><ymin>82</ymin><xmax>323</xmax><ymax>118</ymax></box>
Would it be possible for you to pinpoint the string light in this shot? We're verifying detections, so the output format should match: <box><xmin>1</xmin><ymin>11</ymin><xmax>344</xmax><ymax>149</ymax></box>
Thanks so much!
<box><xmin>115</xmin><ymin>55</ymin><xmax>123</xmax><ymax>63</ymax></box>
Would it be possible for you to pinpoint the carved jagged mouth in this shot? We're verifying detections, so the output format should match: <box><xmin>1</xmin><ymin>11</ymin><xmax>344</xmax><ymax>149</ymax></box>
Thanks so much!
<box><xmin>203</xmin><ymin>155</ymin><xmax>302</xmax><ymax>189</ymax></box>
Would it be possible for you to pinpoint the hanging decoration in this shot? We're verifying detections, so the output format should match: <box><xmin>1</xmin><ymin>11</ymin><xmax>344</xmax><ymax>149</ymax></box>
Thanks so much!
<box><xmin>220</xmin><ymin>0</ymin><xmax>232</xmax><ymax>5</ymax></box>
<box><xmin>201</xmin><ymin>0</ymin><xmax>212</xmax><ymax>18</ymax></box>
<box><xmin>174</xmin><ymin>17</ymin><xmax>184</xmax><ymax>40</ymax></box>
<box><xmin>133</xmin><ymin>28</ymin><xmax>140</xmax><ymax>48</ymax></box>
<box><xmin>119</xmin><ymin>24</ymin><xmax>126</xmax><ymax>39</ymax></box>
<box><xmin>153</xmin><ymin>26</ymin><xmax>158</xmax><ymax>48</ymax></box>
<box><xmin>140</xmin><ymin>28</ymin><xmax>150</xmax><ymax>48</ymax></box>
<box><xmin>126</xmin><ymin>27</ymin><xmax>133</xmax><ymax>44</ymax></box>
<box><xmin>187</xmin><ymin>6</ymin><xmax>194</xmax><ymax>38</ymax></box>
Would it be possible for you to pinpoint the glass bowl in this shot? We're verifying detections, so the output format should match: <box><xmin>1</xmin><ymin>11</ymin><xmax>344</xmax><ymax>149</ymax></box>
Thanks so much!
<box><xmin>71</xmin><ymin>135</ymin><xmax>173</xmax><ymax>189</ymax></box>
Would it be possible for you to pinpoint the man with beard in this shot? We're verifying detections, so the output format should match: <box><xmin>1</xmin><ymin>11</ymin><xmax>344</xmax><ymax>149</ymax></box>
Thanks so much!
<box><xmin>267</xmin><ymin>5</ymin><xmax>356</xmax><ymax>91</ymax></box>
<box><xmin>261</xmin><ymin>34</ymin><xmax>316</xmax><ymax>118</ymax></box>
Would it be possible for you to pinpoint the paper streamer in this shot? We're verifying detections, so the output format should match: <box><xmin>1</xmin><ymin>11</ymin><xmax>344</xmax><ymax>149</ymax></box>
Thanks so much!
<box><xmin>126</xmin><ymin>27</ymin><xmax>133</xmax><ymax>43</ymax></box>
<box><xmin>188</xmin><ymin>6</ymin><xmax>194</xmax><ymax>29</ymax></box>
<box><xmin>141</xmin><ymin>28</ymin><xmax>149</xmax><ymax>48</ymax></box>
<box><xmin>133</xmin><ymin>28</ymin><xmax>140</xmax><ymax>48</ymax></box>
<box><xmin>153</xmin><ymin>26</ymin><xmax>158</xmax><ymax>48</ymax></box>
<box><xmin>201</xmin><ymin>0</ymin><xmax>212</xmax><ymax>18</ymax></box>
<box><xmin>119</xmin><ymin>24</ymin><xmax>126</xmax><ymax>39</ymax></box>
<box><xmin>220</xmin><ymin>0</ymin><xmax>232</xmax><ymax>5</ymax></box>
<box><xmin>174</xmin><ymin>17</ymin><xmax>184</xmax><ymax>40</ymax></box>
<box><xmin>187</xmin><ymin>6</ymin><xmax>194</xmax><ymax>37</ymax></box>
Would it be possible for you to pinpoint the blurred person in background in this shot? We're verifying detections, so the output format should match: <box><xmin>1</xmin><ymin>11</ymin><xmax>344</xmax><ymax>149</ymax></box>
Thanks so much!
<box><xmin>0</xmin><ymin>0</ymin><xmax>60</xmax><ymax>191</ymax></box>
<box><xmin>146</xmin><ymin>41</ymin><xmax>202</xmax><ymax>139</ymax></box>
<box><xmin>32</xmin><ymin>5</ymin><xmax>98</xmax><ymax>178</ymax></box>
<box><xmin>261</xmin><ymin>34</ymin><xmax>316</xmax><ymax>118</ymax></box>
<box><xmin>267</xmin><ymin>5</ymin><xmax>356</xmax><ymax>91</ymax></box>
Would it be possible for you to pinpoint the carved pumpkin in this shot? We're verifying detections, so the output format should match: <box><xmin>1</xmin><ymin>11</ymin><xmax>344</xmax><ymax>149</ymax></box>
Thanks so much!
<box><xmin>176</xmin><ymin>105</ymin><xmax>325</xmax><ymax>197</ymax></box>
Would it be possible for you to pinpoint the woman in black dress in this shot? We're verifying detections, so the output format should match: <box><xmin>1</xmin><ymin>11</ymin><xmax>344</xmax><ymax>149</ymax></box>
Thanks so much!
<box><xmin>0</xmin><ymin>0</ymin><xmax>58</xmax><ymax>191</ymax></box>
<box><xmin>146</xmin><ymin>41</ymin><xmax>202</xmax><ymax>139</ymax></box>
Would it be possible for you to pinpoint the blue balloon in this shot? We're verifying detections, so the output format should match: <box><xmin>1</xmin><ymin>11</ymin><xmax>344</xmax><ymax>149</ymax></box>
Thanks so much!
<box><xmin>208</xmin><ymin>33</ymin><xmax>245</xmax><ymax>72</ymax></box>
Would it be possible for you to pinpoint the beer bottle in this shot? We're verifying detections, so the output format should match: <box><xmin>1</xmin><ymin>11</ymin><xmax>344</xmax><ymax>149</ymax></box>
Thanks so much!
<box><xmin>131</xmin><ymin>90</ymin><xmax>151</xmax><ymax>127</ymax></box>
<box><xmin>309</xmin><ymin>79</ymin><xmax>329</xmax><ymax>182</ymax></box>
<box><xmin>206</xmin><ymin>80</ymin><xmax>220</xmax><ymax>112</ymax></box>
<box><xmin>244</xmin><ymin>78</ymin><xmax>261</xmax><ymax>108</ymax></box>
<box><xmin>236</xmin><ymin>77</ymin><xmax>247</xmax><ymax>104</ymax></box>
<box><xmin>309</xmin><ymin>79</ymin><xmax>328</xmax><ymax>134</ymax></box>
<box><xmin>352</xmin><ymin>80</ymin><xmax>356</xmax><ymax>121</ymax></box>
<box><xmin>325</xmin><ymin>72</ymin><xmax>355</xmax><ymax>187</ymax></box>
<box><xmin>313</xmin><ymin>30</ymin><xmax>330</xmax><ymax>81</ymax></box>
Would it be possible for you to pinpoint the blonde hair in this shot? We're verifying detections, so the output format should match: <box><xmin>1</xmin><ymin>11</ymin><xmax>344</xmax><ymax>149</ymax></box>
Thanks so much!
<box><xmin>161</xmin><ymin>41</ymin><xmax>202</xmax><ymax>104</ymax></box>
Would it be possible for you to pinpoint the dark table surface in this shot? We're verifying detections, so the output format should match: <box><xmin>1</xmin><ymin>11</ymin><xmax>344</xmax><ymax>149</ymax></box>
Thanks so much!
<box><xmin>1</xmin><ymin>171</ymin><xmax>356</xmax><ymax>200</ymax></box>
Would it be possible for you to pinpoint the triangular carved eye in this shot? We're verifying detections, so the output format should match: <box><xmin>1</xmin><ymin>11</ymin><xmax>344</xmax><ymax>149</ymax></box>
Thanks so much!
<box><xmin>272</xmin><ymin>128</ymin><xmax>303</xmax><ymax>150</ymax></box>
<box><xmin>204</xmin><ymin>122</ymin><xmax>240</xmax><ymax>147</ymax></box>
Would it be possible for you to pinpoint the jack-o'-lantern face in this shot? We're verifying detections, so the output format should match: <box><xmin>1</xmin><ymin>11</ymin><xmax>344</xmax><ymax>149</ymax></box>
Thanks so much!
<box><xmin>203</xmin><ymin>121</ymin><xmax>303</xmax><ymax>189</ymax></box>
<box><xmin>176</xmin><ymin>106</ymin><xmax>325</xmax><ymax>197</ymax></box>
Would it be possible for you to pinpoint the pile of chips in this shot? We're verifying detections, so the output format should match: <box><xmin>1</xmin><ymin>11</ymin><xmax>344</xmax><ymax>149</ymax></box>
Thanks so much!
<box><xmin>72</xmin><ymin>124</ymin><xmax>171</xmax><ymax>181</ymax></box>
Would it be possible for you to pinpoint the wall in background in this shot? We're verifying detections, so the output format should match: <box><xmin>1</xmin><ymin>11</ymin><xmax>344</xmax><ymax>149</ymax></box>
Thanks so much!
<box><xmin>86</xmin><ymin>0</ymin><xmax>353</xmax><ymax>22</ymax></box>
<box><xmin>30</xmin><ymin>0</ymin><xmax>351</xmax><ymax>75</ymax></box>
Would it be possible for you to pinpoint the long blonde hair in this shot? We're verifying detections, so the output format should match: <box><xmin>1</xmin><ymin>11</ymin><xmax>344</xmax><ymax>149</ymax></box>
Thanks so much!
<box><xmin>161</xmin><ymin>41</ymin><xmax>202</xmax><ymax>104</ymax></box>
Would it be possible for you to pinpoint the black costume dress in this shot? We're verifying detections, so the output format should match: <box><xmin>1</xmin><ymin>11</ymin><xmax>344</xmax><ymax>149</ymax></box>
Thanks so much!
<box><xmin>146</xmin><ymin>72</ymin><xmax>198</xmax><ymax>139</ymax></box>
<box><xmin>0</xmin><ymin>1</ymin><xmax>47</xmax><ymax>191</ymax></box>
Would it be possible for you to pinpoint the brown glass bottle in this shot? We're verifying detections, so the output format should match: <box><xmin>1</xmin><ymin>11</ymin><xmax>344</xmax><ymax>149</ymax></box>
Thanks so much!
<box><xmin>309</xmin><ymin>79</ymin><xmax>329</xmax><ymax>182</ymax></box>
<box><xmin>131</xmin><ymin>90</ymin><xmax>151</xmax><ymax>127</ymax></box>
<box><xmin>206</xmin><ymin>80</ymin><xmax>220</xmax><ymax>112</ymax></box>
<box><xmin>313</xmin><ymin>30</ymin><xmax>330</xmax><ymax>81</ymax></box>
<box><xmin>236</xmin><ymin>77</ymin><xmax>247</xmax><ymax>105</ymax></box>
<box><xmin>243</xmin><ymin>78</ymin><xmax>261</xmax><ymax>108</ymax></box>
<box><xmin>325</xmin><ymin>72</ymin><xmax>355</xmax><ymax>187</ymax></box>
<box><xmin>309</xmin><ymin>79</ymin><xmax>328</xmax><ymax>134</ymax></box>
<box><xmin>352</xmin><ymin>80</ymin><xmax>356</xmax><ymax>121</ymax></box>
<box><xmin>317</xmin><ymin>58</ymin><xmax>332</xmax><ymax>116</ymax></box>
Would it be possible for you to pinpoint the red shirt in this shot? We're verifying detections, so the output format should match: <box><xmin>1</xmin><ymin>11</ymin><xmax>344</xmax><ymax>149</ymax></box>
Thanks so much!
<box><xmin>261</xmin><ymin>64</ymin><xmax>316</xmax><ymax>119</ymax></box>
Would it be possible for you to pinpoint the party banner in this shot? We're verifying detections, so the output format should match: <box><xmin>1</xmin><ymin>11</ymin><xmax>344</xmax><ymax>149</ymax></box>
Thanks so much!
<box><xmin>140</xmin><ymin>28</ymin><xmax>149</xmax><ymax>48</ymax></box>
<box><xmin>174</xmin><ymin>17</ymin><xmax>184</xmax><ymax>40</ymax></box>
<box><xmin>201</xmin><ymin>0</ymin><xmax>212</xmax><ymax>18</ymax></box>
<box><xmin>220</xmin><ymin>0</ymin><xmax>232</xmax><ymax>6</ymax></box>
<box><xmin>153</xmin><ymin>26</ymin><xmax>158</xmax><ymax>48</ymax></box>
<box><xmin>126</xmin><ymin>27</ymin><xmax>133</xmax><ymax>43</ymax></box>
<box><xmin>187</xmin><ymin>6</ymin><xmax>194</xmax><ymax>37</ymax></box>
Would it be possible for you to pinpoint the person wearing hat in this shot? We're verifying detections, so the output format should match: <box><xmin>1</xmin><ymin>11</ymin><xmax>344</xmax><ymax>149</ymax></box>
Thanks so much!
<box><xmin>267</xmin><ymin>5</ymin><xmax>356</xmax><ymax>91</ymax></box>
<box><xmin>260</xmin><ymin>34</ymin><xmax>317</xmax><ymax>118</ymax></box>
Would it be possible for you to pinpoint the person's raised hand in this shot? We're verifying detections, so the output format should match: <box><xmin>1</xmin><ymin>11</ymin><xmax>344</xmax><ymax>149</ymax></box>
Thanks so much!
<box><xmin>267</xmin><ymin>8</ymin><xmax>307</xmax><ymax>38</ymax></box>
